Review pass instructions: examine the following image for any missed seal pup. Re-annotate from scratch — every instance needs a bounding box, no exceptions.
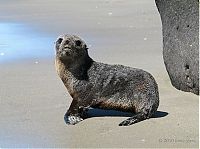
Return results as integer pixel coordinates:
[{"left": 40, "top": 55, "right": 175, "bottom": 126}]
[{"left": 55, "top": 34, "right": 159, "bottom": 126}]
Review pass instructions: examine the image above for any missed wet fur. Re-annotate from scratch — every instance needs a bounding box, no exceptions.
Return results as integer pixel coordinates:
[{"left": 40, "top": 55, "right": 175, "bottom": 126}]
[{"left": 55, "top": 35, "right": 159, "bottom": 126}]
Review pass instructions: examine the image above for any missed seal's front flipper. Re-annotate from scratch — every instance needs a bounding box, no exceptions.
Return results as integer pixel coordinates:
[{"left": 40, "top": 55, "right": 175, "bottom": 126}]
[
  {"left": 64, "top": 99, "right": 91, "bottom": 125},
  {"left": 119, "top": 113, "right": 146, "bottom": 126},
  {"left": 78, "top": 106, "right": 90, "bottom": 119},
  {"left": 64, "top": 114, "right": 83, "bottom": 125}
]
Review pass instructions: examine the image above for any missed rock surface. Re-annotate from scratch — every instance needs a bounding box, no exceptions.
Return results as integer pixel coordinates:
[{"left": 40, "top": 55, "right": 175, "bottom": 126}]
[{"left": 155, "top": 0, "right": 199, "bottom": 95}]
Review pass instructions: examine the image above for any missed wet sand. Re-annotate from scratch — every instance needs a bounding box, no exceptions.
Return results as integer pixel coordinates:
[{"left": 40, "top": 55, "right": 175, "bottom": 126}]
[{"left": 0, "top": 0, "right": 198, "bottom": 148}]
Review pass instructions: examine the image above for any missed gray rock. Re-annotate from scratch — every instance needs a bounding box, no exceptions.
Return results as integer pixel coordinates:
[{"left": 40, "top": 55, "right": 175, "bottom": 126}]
[{"left": 155, "top": 0, "right": 199, "bottom": 95}]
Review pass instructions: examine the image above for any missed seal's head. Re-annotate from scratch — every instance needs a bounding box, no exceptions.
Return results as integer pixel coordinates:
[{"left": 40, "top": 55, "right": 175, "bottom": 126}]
[{"left": 55, "top": 34, "right": 88, "bottom": 61}]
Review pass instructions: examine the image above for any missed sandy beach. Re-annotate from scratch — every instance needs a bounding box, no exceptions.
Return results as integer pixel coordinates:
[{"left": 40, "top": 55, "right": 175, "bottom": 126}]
[{"left": 0, "top": 0, "right": 198, "bottom": 148}]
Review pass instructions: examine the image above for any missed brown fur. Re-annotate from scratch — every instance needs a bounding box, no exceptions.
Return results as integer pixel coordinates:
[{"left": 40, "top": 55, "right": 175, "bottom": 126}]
[{"left": 55, "top": 34, "right": 159, "bottom": 126}]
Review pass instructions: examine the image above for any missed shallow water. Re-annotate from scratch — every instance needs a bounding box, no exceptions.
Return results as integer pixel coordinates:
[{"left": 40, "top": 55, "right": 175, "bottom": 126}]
[{"left": 0, "top": 23, "right": 54, "bottom": 63}]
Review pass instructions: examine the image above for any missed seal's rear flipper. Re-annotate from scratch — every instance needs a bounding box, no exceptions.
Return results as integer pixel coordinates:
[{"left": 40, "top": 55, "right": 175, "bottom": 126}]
[{"left": 119, "top": 113, "right": 147, "bottom": 126}]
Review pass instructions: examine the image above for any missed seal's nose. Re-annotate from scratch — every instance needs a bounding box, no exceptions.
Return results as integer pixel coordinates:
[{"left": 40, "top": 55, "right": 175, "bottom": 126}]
[
  {"left": 63, "top": 40, "right": 70, "bottom": 47},
  {"left": 65, "top": 40, "right": 70, "bottom": 45}
]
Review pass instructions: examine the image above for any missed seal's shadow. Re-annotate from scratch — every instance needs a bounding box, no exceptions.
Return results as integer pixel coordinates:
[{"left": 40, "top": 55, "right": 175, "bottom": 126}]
[
  {"left": 86, "top": 108, "right": 168, "bottom": 118},
  {"left": 152, "top": 111, "right": 169, "bottom": 118}
]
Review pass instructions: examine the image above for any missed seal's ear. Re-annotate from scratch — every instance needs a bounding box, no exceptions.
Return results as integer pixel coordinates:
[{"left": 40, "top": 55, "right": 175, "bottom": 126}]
[{"left": 84, "top": 45, "right": 88, "bottom": 51}]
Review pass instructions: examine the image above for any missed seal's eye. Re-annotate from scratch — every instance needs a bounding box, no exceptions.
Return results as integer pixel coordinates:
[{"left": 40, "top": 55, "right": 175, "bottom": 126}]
[
  {"left": 57, "top": 38, "right": 63, "bottom": 44},
  {"left": 75, "top": 40, "right": 82, "bottom": 47}
]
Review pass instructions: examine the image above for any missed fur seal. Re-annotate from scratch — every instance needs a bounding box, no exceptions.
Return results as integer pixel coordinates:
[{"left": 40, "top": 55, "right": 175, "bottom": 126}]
[{"left": 55, "top": 34, "right": 159, "bottom": 126}]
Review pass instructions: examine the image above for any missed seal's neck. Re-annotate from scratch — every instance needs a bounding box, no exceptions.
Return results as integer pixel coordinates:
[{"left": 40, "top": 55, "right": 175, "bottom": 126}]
[{"left": 59, "top": 55, "right": 93, "bottom": 80}]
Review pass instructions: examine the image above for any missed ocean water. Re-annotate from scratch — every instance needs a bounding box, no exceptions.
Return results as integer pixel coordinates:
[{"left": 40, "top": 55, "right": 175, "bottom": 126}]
[{"left": 0, "top": 23, "right": 54, "bottom": 63}]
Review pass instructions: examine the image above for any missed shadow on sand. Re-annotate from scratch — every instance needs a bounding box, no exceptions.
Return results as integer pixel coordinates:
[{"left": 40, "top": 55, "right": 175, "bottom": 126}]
[{"left": 86, "top": 108, "right": 168, "bottom": 119}]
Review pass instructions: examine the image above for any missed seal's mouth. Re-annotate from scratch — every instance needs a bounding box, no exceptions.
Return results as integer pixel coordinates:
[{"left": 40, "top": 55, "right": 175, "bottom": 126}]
[
  {"left": 59, "top": 46, "right": 73, "bottom": 57},
  {"left": 61, "top": 47, "right": 72, "bottom": 56}
]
